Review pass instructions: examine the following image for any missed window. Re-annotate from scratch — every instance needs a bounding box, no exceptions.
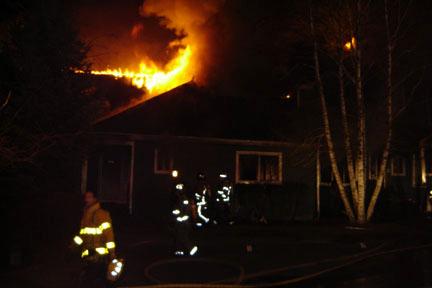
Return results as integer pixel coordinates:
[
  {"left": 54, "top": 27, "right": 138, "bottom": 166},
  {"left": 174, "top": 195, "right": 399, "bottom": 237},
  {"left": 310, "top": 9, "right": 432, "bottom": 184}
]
[
  {"left": 320, "top": 169, "right": 349, "bottom": 186},
  {"left": 238, "top": 154, "right": 259, "bottom": 182},
  {"left": 236, "top": 151, "right": 282, "bottom": 184},
  {"left": 368, "top": 156, "right": 378, "bottom": 180},
  {"left": 341, "top": 165, "right": 350, "bottom": 186},
  {"left": 154, "top": 148, "right": 173, "bottom": 174},
  {"left": 425, "top": 147, "right": 432, "bottom": 175},
  {"left": 85, "top": 144, "right": 133, "bottom": 206},
  {"left": 260, "top": 155, "right": 280, "bottom": 182},
  {"left": 320, "top": 168, "right": 333, "bottom": 186},
  {"left": 391, "top": 155, "right": 406, "bottom": 176},
  {"left": 420, "top": 145, "right": 431, "bottom": 185},
  {"left": 319, "top": 156, "right": 350, "bottom": 186},
  {"left": 319, "top": 154, "right": 333, "bottom": 186}
]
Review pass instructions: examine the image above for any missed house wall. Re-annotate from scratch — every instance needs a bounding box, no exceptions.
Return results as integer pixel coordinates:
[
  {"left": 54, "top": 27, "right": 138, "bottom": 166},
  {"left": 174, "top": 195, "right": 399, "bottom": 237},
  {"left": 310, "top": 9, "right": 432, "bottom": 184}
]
[
  {"left": 319, "top": 152, "right": 423, "bottom": 219},
  {"left": 87, "top": 134, "right": 317, "bottom": 224},
  {"left": 132, "top": 139, "right": 316, "bottom": 223}
]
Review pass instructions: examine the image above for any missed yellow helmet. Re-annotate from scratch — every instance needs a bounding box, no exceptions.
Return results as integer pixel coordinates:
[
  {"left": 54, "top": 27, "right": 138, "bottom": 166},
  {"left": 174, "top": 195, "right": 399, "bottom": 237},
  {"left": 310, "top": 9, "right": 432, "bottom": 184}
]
[{"left": 106, "top": 258, "right": 124, "bottom": 282}]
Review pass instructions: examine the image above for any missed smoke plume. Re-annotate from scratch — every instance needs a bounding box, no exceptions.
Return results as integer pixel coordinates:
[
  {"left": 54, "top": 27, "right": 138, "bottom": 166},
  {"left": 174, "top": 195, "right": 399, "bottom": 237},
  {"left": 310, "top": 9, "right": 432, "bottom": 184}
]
[{"left": 139, "top": 0, "right": 224, "bottom": 85}]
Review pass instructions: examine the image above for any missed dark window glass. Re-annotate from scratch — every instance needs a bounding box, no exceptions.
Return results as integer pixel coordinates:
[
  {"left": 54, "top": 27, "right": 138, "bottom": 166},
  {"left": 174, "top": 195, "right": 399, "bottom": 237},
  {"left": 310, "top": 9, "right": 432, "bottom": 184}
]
[
  {"left": 369, "top": 158, "right": 378, "bottom": 179},
  {"left": 392, "top": 156, "right": 405, "bottom": 175},
  {"left": 239, "top": 154, "right": 259, "bottom": 181},
  {"left": 155, "top": 148, "right": 173, "bottom": 173},
  {"left": 320, "top": 168, "right": 332, "bottom": 183}
]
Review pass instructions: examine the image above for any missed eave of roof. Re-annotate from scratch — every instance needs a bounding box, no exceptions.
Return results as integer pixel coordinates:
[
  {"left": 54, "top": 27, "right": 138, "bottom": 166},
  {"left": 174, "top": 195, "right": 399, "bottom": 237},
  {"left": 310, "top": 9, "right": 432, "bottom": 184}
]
[{"left": 89, "top": 132, "right": 314, "bottom": 148}]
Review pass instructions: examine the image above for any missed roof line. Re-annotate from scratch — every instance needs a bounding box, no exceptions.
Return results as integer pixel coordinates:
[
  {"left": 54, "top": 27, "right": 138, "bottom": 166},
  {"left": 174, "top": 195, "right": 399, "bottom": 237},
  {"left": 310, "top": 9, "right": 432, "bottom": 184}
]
[
  {"left": 93, "top": 97, "right": 147, "bottom": 124},
  {"left": 92, "top": 81, "right": 195, "bottom": 125},
  {"left": 90, "top": 132, "right": 312, "bottom": 148}
]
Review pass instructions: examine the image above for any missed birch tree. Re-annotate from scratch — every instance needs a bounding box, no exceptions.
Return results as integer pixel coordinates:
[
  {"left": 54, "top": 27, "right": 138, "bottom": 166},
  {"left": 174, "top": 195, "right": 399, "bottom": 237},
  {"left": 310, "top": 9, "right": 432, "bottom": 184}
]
[{"left": 309, "top": 0, "right": 414, "bottom": 224}]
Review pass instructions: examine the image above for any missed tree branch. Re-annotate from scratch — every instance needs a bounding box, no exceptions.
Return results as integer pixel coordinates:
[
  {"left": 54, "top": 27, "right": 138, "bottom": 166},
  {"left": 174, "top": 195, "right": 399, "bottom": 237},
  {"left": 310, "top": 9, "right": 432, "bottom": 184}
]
[{"left": 0, "top": 91, "right": 11, "bottom": 112}]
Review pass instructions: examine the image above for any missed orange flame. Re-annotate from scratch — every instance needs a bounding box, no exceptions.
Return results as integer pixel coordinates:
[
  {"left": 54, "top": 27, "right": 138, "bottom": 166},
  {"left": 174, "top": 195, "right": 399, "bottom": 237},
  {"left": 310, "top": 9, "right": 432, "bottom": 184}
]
[
  {"left": 78, "top": 45, "right": 193, "bottom": 96},
  {"left": 77, "top": 0, "right": 222, "bottom": 100},
  {"left": 343, "top": 37, "right": 356, "bottom": 52}
]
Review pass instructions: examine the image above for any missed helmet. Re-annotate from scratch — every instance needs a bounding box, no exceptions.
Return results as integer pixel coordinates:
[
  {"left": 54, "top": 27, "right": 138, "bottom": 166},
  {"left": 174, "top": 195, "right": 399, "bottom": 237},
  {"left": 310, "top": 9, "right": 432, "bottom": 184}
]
[{"left": 106, "top": 258, "right": 124, "bottom": 282}]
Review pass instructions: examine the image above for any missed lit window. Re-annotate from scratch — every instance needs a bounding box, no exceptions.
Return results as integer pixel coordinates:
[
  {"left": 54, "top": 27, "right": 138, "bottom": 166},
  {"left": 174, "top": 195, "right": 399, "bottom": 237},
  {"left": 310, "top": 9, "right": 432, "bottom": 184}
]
[
  {"left": 391, "top": 155, "right": 406, "bottom": 176},
  {"left": 236, "top": 151, "right": 282, "bottom": 184},
  {"left": 154, "top": 148, "right": 173, "bottom": 174},
  {"left": 260, "top": 155, "right": 281, "bottom": 182}
]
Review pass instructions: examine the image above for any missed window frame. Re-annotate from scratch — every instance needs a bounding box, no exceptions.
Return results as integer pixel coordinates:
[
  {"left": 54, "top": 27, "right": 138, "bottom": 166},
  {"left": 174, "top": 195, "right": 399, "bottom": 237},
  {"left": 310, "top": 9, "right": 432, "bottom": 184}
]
[
  {"left": 318, "top": 154, "right": 333, "bottom": 186},
  {"left": 368, "top": 156, "right": 378, "bottom": 180},
  {"left": 318, "top": 156, "right": 350, "bottom": 187},
  {"left": 341, "top": 166, "right": 350, "bottom": 187},
  {"left": 153, "top": 148, "right": 174, "bottom": 175},
  {"left": 235, "top": 151, "right": 283, "bottom": 184},
  {"left": 425, "top": 147, "right": 432, "bottom": 176},
  {"left": 391, "top": 155, "right": 406, "bottom": 176},
  {"left": 319, "top": 168, "right": 350, "bottom": 187}
]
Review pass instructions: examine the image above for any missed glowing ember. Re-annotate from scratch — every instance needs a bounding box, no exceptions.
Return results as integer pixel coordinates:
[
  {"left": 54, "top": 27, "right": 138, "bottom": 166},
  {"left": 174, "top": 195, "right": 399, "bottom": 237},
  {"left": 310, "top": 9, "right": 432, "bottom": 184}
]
[{"left": 77, "top": 45, "right": 193, "bottom": 96}]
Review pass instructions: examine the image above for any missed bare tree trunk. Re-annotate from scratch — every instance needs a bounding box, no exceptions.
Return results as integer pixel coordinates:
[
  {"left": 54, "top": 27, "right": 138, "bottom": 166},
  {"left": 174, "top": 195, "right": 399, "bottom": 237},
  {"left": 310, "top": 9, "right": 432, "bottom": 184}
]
[
  {"left": 352, "top": 0, "right": 367, "bottom": 224},
  {"left": 310, "top": 4, "right": 355, "bottom": 222},
  {"left": 338, "top": 57, "right": 359, "bottom": 210},
  {"left": 366, "top": 0, "right": 393, "bottom": 221},
  {"left": 420, "top": 142, "right": 426, "bottom": 185}
]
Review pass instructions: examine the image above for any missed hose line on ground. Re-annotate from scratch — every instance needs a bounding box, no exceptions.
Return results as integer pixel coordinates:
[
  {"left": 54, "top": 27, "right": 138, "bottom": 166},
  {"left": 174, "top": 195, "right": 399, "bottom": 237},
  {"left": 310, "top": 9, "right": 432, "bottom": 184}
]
[
  {"left": 144, "top": 257, "right": 245, "bottom": 285},
  {"left": 122, "top": 242, "right": 432, "bottom": 288},
  {"left": 212, "top": 242, "right": 386, "bottom": 284}
]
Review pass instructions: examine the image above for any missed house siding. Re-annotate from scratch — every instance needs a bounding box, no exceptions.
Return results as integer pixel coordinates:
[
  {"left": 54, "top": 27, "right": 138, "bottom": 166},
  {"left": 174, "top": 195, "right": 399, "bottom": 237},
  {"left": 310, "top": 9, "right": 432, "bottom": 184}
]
[{"left": 86, "top": 133, "right": 317, "bottom": 223}]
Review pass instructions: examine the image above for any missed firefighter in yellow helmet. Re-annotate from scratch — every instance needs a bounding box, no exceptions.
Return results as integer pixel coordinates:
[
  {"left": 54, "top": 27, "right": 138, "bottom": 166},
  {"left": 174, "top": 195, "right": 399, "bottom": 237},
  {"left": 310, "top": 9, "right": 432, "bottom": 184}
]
[{"left": 72, "top": 191, "right": 117, "bottom": 288}]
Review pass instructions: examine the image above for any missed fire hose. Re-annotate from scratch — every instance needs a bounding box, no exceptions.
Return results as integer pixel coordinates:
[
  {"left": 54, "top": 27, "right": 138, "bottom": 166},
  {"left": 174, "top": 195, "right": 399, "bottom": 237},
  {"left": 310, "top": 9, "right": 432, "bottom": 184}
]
[
  {"left": 144, "top": 258, "right": 245, "bottom": 285},
  {"left": 120, "top": 241, "right": 432, "bottom": 288}
]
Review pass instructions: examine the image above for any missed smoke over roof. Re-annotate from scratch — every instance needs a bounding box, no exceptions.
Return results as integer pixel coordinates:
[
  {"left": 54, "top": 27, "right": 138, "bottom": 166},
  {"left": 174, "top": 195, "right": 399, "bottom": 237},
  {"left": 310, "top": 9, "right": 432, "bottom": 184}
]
[{"left": 76, "top": 0, "right": 223, "bottom": 86}]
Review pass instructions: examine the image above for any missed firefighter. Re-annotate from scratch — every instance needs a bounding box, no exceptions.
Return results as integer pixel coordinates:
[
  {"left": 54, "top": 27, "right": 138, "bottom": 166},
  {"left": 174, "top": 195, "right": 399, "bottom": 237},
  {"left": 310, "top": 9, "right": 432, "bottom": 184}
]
[
  {"left": 171, "top": 170, "right": 198, "bottom": 256},
  {"left": 214, "top": 174, "right": 233, "bottom": 224},
  {"left": 72, "top": 191, "right": 117, "bottom": 288},
  {"left": 194, "top": 172, "right": 211, "bottom": 227}
]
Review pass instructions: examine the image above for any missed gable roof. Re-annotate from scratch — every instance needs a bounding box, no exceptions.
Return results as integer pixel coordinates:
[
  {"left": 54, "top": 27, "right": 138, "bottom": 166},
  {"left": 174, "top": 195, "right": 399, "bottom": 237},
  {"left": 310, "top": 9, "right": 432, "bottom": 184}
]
[{"left": 93, "top": 82, "right": 316, "bottom": 143}]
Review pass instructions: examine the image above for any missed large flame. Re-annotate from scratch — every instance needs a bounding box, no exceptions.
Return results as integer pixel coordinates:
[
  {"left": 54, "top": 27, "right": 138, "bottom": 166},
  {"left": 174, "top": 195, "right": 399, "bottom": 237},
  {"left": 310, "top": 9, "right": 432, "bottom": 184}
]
[
  {"left": 78, "top": 45, "right": 193, "bottom": 96},
  {"left": 77, "top": 0, "right": 222, "bottom": 102}
]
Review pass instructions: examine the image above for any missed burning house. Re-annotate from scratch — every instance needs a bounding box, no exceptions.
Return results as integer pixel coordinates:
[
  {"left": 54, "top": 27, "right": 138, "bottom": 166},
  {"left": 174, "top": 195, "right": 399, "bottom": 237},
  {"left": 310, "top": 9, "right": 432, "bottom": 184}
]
[
  {"left": 74, "top": 0, "right": 432, "bottom": 224},
  {"left": 73, "top": 0, "right": 322, "bottom": 224},
  {"left": 81, "top": 82, "right": 319, "bottom": 224}
]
